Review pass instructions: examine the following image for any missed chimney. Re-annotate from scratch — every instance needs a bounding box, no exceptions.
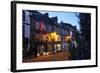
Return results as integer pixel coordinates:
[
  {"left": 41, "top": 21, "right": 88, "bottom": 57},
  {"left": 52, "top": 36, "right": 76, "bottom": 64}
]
[{"left": 52, "top": 16, "right": 58, "bottom": 23}]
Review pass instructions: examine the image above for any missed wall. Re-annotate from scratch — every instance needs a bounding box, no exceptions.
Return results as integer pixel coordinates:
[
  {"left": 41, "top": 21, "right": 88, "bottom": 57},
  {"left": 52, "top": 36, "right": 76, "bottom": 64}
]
[{"left": 0, "top": 0, "right": 99, "bottom": 73}]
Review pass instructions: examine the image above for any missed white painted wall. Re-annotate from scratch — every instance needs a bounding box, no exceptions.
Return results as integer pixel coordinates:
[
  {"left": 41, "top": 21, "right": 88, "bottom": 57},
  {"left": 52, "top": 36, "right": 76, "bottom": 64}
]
[
  {"left": 24, "top": 11, "right": 30, "bottom": 24},
  {"left": 0, "top": 0, "right": 99, "bottom": 73}
]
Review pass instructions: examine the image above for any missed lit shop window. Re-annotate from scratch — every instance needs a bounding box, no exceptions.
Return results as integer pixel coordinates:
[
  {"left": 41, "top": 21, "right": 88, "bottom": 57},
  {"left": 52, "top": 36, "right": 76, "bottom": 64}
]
[{"left": 56, "top": 35, "right": 61, "bottom": 41}]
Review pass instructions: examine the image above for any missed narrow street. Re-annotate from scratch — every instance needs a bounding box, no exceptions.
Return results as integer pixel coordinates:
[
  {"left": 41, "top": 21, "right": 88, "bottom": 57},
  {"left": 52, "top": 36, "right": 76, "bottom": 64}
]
[{"left": 23, "top": 51, "right": 70, "bottom": 63}]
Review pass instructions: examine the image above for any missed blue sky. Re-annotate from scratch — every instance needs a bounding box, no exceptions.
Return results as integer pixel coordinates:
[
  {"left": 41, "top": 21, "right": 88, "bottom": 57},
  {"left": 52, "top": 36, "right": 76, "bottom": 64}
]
[{"left": 39, "top": 11, "right": 80, "bottom": 31}]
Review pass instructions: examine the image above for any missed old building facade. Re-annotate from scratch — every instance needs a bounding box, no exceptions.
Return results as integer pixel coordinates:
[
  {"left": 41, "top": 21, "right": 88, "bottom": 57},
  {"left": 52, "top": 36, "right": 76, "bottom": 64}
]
[{"left": 22, "top": 10, "right": 79, "bottom": 58}]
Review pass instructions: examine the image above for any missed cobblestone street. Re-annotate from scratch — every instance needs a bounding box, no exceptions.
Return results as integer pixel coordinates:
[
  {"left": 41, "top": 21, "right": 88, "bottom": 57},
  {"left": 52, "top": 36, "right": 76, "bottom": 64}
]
[{"left": 23, "top": 51, "right": 70, "bottom": 63}]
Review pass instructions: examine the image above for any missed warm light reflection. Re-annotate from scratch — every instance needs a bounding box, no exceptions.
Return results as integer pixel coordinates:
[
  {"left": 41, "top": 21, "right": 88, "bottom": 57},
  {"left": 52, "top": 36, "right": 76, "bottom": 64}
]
[
  {"left": 66, "top": 36, "right": 71, "bottom": 41},
  {"left": 50, "top": 32, "right": 57, "bottom": 42}
]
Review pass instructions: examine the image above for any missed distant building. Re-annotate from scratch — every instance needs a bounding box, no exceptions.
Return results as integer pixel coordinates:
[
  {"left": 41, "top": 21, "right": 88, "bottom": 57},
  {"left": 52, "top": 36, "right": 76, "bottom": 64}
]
[{"left": 60, "top": 22, "right": 79, "bottom": 40}]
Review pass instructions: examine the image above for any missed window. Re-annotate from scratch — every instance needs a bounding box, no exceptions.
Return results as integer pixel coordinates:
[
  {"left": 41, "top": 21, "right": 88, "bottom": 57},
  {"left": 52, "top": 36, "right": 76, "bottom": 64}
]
[{"left": 35, "top": 21, "right": 39, "bottom": 30}]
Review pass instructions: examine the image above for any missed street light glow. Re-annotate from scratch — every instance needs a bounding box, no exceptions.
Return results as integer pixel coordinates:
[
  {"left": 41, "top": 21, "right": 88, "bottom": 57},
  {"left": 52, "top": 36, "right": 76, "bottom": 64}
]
[{"left": 50, "top": 32, "right": 57, "bottom": 42}]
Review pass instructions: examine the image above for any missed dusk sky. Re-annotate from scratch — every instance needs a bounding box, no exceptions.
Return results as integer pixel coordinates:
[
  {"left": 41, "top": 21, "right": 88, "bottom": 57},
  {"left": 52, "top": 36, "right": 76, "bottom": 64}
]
[{"left": 39, "top": 11, "right": 80, "bottom": 31}]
